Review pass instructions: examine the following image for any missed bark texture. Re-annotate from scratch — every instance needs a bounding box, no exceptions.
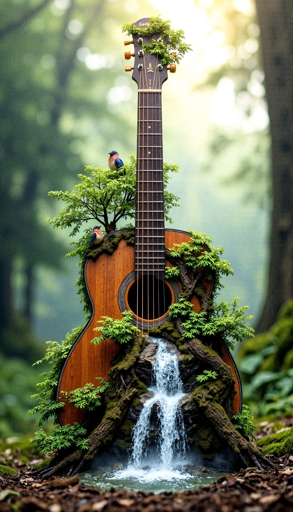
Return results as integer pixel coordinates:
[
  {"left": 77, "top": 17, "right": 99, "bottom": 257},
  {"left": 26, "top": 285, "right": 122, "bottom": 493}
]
[{"left": 256, "top": 0, "right": 293, "bottom": 332}]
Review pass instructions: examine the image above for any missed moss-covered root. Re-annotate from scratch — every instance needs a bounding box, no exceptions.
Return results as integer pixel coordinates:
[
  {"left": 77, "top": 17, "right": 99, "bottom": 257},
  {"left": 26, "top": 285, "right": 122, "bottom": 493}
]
[
  {"left": 201, "top": 398, "right": 273, "bottom": 470},
  {"left": 187, "top": 339, "right": 236, "bottom": 417},
  {"left": 35, "top": 388, "right": 136, "bottom": 479},
  {"left": 187, "top": 339, "right": 274, "bottom": 470}
]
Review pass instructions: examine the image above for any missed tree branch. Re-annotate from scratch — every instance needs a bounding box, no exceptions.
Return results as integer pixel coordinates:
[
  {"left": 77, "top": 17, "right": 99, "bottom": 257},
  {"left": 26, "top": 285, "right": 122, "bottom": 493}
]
[{"left": 0, "top": 0, "right": 51, "bottom": 39}]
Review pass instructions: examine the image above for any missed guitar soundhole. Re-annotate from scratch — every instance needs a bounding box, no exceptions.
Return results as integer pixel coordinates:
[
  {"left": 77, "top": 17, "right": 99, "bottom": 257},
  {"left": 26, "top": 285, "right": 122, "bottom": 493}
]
[{"left": 127, "top": 276, "right": 172, "bottom": 320}]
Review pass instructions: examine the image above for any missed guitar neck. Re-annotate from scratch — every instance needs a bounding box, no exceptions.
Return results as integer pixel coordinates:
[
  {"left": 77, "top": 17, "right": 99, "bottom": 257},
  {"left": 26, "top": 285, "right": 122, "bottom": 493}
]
[{"left": 135, "top": 90, "right": 165, "bottom": 279}]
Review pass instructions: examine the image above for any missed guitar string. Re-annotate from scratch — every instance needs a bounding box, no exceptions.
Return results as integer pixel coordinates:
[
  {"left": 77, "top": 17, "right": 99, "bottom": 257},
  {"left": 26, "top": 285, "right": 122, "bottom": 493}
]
[
  {"left": 149, "top": 85, "right": 152, "bottom": 326},
  {"left": 144, "top": 79, "right": 149, "bottom": 329},
  {"left": 158, "top": 86, "right": 165, "bottom": 320},
  {"left": 137, "top": 73, "right": 143, "bottom": 329},
  {"left": 136, "top": 74, "right": 139, "bottom": 329},
  {"left": 136, "top": 62, "right": 166, "bottom": 330},
  {"left": 153, "top": 86, "right": 158, "bottom": 323},
  {"left": 139, "top": 69, "right": 145, "bottom": 330}
]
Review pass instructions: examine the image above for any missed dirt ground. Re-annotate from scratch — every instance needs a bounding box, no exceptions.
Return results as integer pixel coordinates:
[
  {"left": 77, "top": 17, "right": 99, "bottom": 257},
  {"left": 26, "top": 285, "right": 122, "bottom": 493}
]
[
  {"left": 1, "top": 457, "right": 293, "bottom": 512},
  {"left": 1, "top": 420, "right": 293, "bottom": 511}
]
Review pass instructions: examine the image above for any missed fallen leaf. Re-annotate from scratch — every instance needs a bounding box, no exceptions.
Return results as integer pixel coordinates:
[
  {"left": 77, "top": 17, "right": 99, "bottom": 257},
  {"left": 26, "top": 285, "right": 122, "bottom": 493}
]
[
  {"left": 0, "top": 489, "right": 20, "bottom": 501},
  {"left": 49, "top": 504, "right": 62, "bottom": 512},
  {"left": 250, "top": 492, "right": 262, "bottom": 500},
  {"left": 118, "top": 498, "right": 135, "bottom": 506},
  {"left": 281, "top": 468, "right": 293, "bottom": 475},
  {"left": 259, "top": 494, "right": 281, "bottom": 505},
  {"left": 92, "top": 500, "right": 108, "bottom": 511}
]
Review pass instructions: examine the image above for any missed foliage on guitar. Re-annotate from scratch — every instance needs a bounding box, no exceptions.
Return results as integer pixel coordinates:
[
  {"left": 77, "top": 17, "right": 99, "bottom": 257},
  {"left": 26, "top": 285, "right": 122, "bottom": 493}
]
[
  {"left": 28, "top": 17, "right": 267, "bottom": 475},
  {"left": 122, "top": 16, "right": 192, "bottom": 66}
]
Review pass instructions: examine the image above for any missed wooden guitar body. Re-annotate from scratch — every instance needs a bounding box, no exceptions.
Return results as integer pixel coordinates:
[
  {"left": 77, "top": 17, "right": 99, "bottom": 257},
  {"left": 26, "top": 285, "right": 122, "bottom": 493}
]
[
  {"left": 57, "top": 17, "right": 242, "bottom": 427},
  {"left": 57, "top": 228, "right": 242, "bottom": 426}
]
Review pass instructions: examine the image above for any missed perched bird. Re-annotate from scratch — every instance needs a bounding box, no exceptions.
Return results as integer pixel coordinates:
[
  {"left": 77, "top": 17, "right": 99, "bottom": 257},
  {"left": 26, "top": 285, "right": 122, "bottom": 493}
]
[
  {"left": 108, "top": 150, "right": 124, "bottom": 171},
  {"left": 89, "top": 226, "right": 104, "bottom": 249}
]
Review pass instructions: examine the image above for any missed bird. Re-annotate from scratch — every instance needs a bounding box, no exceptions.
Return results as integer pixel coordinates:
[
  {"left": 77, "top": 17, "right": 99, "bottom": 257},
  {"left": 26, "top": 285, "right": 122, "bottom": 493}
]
[
  {"left": 89, "top": 226, "right": 104, "bottom": 249},
  {"left": 108, "top": 150, "right": 124, "bottom": 171}
]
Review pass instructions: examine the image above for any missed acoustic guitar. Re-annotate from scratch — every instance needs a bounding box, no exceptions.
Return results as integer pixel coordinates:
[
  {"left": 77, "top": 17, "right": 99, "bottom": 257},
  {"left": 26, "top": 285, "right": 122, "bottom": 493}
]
[{"left": 57, "top": 18, "right": 242, "bottom": 426}]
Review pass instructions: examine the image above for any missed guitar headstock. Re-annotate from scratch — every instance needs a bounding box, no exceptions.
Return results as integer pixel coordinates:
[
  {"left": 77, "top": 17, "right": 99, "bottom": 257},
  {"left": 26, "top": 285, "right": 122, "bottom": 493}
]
[{"left": 124, "top": 17, "right": 176, "bottom": 90}]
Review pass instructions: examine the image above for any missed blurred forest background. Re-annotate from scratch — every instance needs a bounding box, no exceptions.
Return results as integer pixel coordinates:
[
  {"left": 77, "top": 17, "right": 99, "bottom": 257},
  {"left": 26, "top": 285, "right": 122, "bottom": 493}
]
[{"left": 0, "top": 0, "right": 292, "bottom": 436}]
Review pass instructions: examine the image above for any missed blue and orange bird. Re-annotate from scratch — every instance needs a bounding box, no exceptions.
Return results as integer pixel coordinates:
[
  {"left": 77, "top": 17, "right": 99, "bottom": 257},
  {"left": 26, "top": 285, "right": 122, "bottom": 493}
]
[
  {"left": 89, "top": 226, "right": 104, "bottom": 249},
  {"left": 108, "top": 150, "right": 124, "bottom": 171}
]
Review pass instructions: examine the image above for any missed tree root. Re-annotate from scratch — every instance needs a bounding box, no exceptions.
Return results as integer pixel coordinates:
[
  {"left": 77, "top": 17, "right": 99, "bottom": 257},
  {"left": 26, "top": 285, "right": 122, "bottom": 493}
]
[
  {"left": 35, "top": 388, "right": 136, "bottom": 479},
  {"left": 186, "top": 338, "right": 274, "bottom": 470}
]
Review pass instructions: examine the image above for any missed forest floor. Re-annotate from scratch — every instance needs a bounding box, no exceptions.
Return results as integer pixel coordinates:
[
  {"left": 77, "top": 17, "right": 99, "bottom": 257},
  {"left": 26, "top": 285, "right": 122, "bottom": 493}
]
[{"left": 1, "top": 419, "right": 293, "bottom": 512}]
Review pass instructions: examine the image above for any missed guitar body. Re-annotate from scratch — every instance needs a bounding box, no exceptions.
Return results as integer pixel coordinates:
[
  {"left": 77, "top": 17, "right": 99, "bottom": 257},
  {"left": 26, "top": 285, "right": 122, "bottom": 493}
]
[{"left": 57, "top": 228, "right": 242, "bottom": 426}]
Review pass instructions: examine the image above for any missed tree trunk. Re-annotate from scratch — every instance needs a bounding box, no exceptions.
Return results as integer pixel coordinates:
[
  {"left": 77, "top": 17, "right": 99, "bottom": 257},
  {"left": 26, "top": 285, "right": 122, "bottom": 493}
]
[
  {"left": 0, "top": 257, "right": 12, "bottom": 332},
  {"left": 23, "top": 262, "right": 35, "bottom": 323},
  {"left": 255, "top": 0, "right": 293, "bottom": 332}
]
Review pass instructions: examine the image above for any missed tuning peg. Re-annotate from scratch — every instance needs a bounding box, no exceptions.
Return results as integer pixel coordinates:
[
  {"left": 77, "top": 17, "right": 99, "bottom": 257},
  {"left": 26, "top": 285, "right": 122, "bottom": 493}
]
[
  {"left": 124, "top": 51, "right": 135, "bottom": 60},
  {"left": 167, "top": 64, "right": 177, "bottom": 73},
  {"left": 124, "top": 40, "right": 133, "bottom": 46},
  {"left": 125, "top": 66, "right": 133, "bottom": 72}
]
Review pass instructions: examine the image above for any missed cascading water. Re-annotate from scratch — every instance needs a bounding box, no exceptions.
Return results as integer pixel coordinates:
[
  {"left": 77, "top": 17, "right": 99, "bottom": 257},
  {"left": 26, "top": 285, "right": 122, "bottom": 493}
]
[
  {"left": 131, "top": 338, "right": 187, "bottom": 470},
  {"left": 79, "top": 337, "right": 225, "bottom": 492},
  {"left": 107, "top": 337, "right": 198, "bottom": 489}
]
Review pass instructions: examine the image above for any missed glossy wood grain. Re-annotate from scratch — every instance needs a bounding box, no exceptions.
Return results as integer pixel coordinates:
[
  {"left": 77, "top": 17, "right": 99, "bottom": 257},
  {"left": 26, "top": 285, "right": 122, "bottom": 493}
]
[{"left": 57, "top": 229, "right": 241, "bottom": 425}]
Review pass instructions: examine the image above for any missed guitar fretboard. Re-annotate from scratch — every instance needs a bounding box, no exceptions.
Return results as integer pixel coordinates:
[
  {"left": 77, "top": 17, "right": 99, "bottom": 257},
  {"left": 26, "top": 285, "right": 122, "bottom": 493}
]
[{"left": 135, "top": 91, "right": 165, "bottom": 279}]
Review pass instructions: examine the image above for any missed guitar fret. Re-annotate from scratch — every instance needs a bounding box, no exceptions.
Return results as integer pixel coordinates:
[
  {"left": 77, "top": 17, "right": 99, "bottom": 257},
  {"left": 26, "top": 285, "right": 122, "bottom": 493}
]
[
  {"left": 136, "top": 262, "right": 165, "bottom": 264},
  {"left": 136, "top": 79, "right": 165, "bottom": 274},
  {"left": 136, "top": 257, "right": 165, "bottom": 260}
]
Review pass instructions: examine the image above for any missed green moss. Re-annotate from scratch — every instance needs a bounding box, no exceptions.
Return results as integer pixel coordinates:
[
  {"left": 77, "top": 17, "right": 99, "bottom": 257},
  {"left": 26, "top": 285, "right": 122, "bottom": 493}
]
[
  {"left": 191, "top": 426, "right": 222, "bottom": 459},
  {"left": 30, "top": 457, "right": 53, "bottom": 470},
  {"left": 257, "top": 426, "right": 293, "bottom": 455},
  {"left": 88, "top": 231, "right": 134, "bottom": 260},
  {"left": 117, "top": 418, "right": 135, "bottom": 449},
  {"left": 0, "top": 435, "right": 43, "bottom": 462},
  {"left": 131, "top": 397, "right": 141, "bottom": 408},
  {"left": 115, "top": 438, "right": 132, "bottom": 450},
  {"left": 0, "top": 464, "right": 18, "bottom": 477},
  {"left": 120, "top": 419, "right": 135, "bottom": 436},
  {"left": 109, "top": 332, "right": 146, "bottom": 380},
  {"left": 19, "top": 455, "right": 29, "bottom": 464},
  {"left": 149, "top": 321, "right": 183, "bottom": 349},
  {"left": 134, "top": 379, "right": 147, "bottom": 395}
]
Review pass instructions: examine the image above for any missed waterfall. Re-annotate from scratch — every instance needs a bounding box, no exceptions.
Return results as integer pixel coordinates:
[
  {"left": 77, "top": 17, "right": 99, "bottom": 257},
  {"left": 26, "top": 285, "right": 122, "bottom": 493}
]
[{"left": 130, "top": 338, "right": 187, "bottom": 470}]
